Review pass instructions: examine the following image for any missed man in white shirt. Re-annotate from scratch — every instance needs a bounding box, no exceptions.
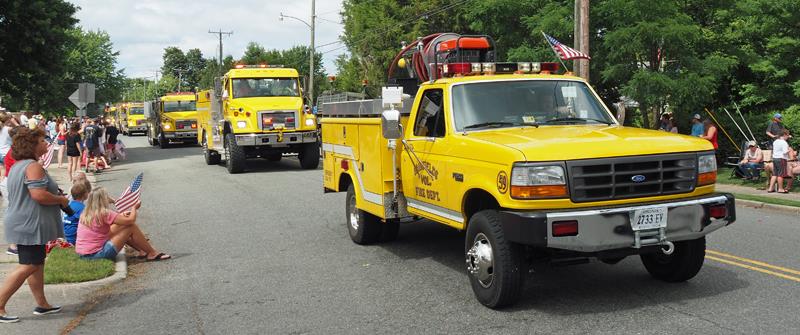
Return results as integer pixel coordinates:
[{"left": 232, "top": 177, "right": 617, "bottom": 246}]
[
  {"left": 737, "top": 141, "right": 763, "bottom": 180},
  {"left": 768, "top": 130, "right": 791, "bottom": 193}
]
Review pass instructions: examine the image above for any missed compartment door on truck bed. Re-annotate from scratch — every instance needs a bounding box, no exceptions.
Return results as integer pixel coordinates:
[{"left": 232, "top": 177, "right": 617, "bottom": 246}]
[{"left": 400, "top": 88, "right": 459, "bottom": 223}]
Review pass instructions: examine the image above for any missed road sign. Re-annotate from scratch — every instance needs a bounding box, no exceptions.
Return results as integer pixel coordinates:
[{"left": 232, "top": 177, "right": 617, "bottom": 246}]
[
  {"left": 68, "top": 88, "right": 86, "bottom": 110},
  {"left": 68, "top": 83, "right": 96, "bottom": 116}
]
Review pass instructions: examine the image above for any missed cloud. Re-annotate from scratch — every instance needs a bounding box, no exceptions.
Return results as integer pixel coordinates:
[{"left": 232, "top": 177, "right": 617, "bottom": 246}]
[{"left": 68, "top": 0, "right": 347, "bottom": 78}]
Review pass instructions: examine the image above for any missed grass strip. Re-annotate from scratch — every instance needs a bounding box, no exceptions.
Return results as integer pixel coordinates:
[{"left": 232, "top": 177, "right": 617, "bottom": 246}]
[
  {"left": 732, "top": 193, "right": 800, "bottom": 208},
  {"left": 44, "top": 247, "right": 114, "bottom": 284}
]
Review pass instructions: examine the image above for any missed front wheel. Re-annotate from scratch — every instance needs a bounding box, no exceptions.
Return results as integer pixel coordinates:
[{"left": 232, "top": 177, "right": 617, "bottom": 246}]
[
  {"left": 345, "top": 184, "right": 381, "bottom": 245},
  {"left": 465, "top": 210, "right": 526, "bottom": 309},
  {"left": 224, "top": 133, "right": 246, "bottom": 173},
  {"left": 640, "top": 237, "right": 706, "bottom": 282},
  {"left": 298, "top": 143, "right": 320, "bottom": 169},
  {"left": 158, "top": 133, "right": 169, "bottom": 149}
]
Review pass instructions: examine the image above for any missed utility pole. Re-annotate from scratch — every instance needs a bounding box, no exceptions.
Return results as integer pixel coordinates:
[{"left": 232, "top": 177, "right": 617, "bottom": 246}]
[
  {"left": 309, "top": 0, "right": 316, "bottom": 107},
  {"left": 209, "top": 29, "right": 233, "bottom": 76},
  {"left": 574, "top": 0, "right": 590, "bottom": 81}
]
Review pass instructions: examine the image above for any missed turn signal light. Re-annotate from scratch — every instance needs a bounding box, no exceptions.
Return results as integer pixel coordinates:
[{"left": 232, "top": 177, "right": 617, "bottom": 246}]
[
  {"left": 191, "top": 123, "right": 197, "bottom": 129},
  {"left": 552, "top": 220, "right": 578, "bottom": 237},
  {"left": 510, "top": 185, "right": 568, "bottom": 199},
  {"left": 698, "top": 171, "right": 716, "bottom": 186},
  {"left": 708, "top": 204, "right": 727, "bottom": 219}
]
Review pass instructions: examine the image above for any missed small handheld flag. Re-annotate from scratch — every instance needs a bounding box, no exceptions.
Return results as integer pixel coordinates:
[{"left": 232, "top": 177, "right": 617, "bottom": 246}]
[
  {"left": 115, "top": 173, "right": 143, "bottom": 212},
  {"left": 40, "top": 142, "right": 55, "bottom": 169},
  {"left": 542, "top": 32, "right": 591, "bottom": 60}
]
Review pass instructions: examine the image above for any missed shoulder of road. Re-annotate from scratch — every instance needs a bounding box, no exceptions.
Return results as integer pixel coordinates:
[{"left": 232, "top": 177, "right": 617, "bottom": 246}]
[{"left": 715, "top": 183, "right": 800, "bottom": 215}]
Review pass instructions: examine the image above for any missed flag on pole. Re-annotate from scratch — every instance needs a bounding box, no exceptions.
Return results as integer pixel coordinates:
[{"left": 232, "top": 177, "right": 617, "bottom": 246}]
[
  {"left": 39, "top": 142, "right": 56, "bottom": 169},
  {"left": 115, "top": 173, "right": 143, "bottom": 212},
  {"left": 543, "top": 33, "right": 591, "bottom": 60}
]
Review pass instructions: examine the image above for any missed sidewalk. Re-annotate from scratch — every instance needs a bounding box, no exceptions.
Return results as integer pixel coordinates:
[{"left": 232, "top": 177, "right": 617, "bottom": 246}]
[
  {"left": 1, "top": 164, "right": 125, "bottom": 334},
  {"left": 716, "top": 183, "right": 800, "bottom": 214}
]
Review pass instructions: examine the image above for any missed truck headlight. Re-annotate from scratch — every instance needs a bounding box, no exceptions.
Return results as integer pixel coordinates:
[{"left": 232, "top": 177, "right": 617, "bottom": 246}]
[
  {"left": 305, "top": 118, "right": 315, "bottom": 126},
  {"left": 697, "top": 153, "right": 717, "bottom": 186},
  {"left": 510, "top": 163, "right": 568, "bottom": 199},
  {"left": 237, "top": 121, "right": 247, "bottom": 129},
  {"left": 163, "top": 124, "right": 171, "bottom": 130}
]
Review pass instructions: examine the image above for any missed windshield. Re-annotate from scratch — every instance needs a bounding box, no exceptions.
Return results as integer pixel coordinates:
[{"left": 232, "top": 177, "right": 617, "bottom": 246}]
[
  {"left": 163, "top": 100, "right": 196, "bottom": 112},
  {"left": 232, "top": 78, "right": 300, "bottom": 98},
  {"left": 451, "top": 80, "right": 614, "bottom": 131},
  {"left": 128, "top": 107, "right": 144, "bottom": 115}
]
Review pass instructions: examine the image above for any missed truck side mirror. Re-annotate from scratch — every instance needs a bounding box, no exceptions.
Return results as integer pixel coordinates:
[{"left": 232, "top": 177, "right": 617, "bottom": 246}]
[{"left": 381, "top": 109, "right": 402, "bottom": 139}]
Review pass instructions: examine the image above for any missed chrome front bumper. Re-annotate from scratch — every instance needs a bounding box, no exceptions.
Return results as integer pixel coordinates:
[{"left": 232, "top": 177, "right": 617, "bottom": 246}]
[
  {"left": 128, "top": 125, "right": 147, "bottom": 132},
  {"left": 498, "top": 193, "right": 735, "bottom": 252},
  {"left": 163, "top": 131, "right": 197, "bottom": 139},
  {"left": 234, "top": 131, "right": 318, "bottom": 147}
]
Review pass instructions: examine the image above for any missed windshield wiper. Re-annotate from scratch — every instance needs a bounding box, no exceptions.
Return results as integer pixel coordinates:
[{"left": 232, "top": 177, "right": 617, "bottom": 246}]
[
  {"left": 544, "top": 117, "right": 612, "bottom": 125},
  {"left": 463, "top": 121, "right": 518, "bottom": 130}
]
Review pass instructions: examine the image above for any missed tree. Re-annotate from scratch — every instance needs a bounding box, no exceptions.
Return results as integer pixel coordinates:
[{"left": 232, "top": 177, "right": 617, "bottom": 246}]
[
  {"left": 63, "top": 28, "right": 126, "bottom": 115},
  {"left": 0, "top": 0, "right": 78, "bottom": 112},
  {"left": 161, "top": 46, "right": 187, "bottom": 91},
  {"left": 184, "top": 48, "right": 207, "bottom": 91}
]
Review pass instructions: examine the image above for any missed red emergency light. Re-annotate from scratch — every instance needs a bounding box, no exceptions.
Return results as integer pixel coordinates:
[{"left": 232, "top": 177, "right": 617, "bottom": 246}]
[{"left": 437, "top": 37, "right": 491, "bottom": 52}]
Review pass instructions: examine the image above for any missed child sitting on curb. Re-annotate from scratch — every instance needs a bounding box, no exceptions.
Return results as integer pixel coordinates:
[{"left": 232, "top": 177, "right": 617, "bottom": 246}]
[{"left": 62, "top": 182, "right": 90, "bottom": 245}]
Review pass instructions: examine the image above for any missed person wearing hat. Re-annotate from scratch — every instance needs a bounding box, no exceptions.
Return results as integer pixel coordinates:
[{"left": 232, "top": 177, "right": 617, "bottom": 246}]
[
  {"left": 766, "top": 113, "right": 785, "bottom": 140},
  {"left": 690, "top": 113, "right": 704, "bottom": 137},
  {"left": 737, "top": 140, "right": 763, "bottom": 180}
]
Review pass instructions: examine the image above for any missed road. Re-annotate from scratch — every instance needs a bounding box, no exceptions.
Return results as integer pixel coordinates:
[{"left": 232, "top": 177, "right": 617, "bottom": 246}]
[{"left": 70, "top": 135, "right": 799, "bottom": 334}]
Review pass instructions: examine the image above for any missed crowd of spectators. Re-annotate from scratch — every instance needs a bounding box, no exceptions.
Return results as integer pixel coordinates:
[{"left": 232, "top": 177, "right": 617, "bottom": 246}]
[{"left": 0, "top": 111, "right": 167, "bottom": 324}]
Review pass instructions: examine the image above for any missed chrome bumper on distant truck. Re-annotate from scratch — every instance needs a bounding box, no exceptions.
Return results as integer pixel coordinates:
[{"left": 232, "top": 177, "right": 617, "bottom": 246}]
[
  {"left": 163, "top": 131, "right": 197, "bottom": 139},
  {"left": 234, "top": 131, "right": 318, "bottom": 147},
  {"left": 127, "top": 125, "right": 147, "bottom": 132},
  {"left": 498, "top": 193, "right": 735, "bottom": 252}
]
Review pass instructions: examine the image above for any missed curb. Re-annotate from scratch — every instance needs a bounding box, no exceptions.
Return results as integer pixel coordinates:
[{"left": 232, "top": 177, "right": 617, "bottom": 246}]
[
  {"left": 49, "top": 250, "right": 127, "bottom": 289},
  {"left": 734, "top": 199, "right": 800, "bottom": 215}
]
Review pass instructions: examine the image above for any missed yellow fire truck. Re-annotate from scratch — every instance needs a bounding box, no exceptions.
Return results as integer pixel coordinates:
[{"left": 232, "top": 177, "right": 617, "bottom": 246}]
[
  {"left": 146, "top": 92, "right": 198, "bottom": 148},
  {"left": 120, "top": 102, "right": 147, "bottom": 135},
  {"left": 196, "top": 65, "right": 319, "bottom": 173},
  {"left": 321, "top": 34, "right": 736, "bottom": 308}
]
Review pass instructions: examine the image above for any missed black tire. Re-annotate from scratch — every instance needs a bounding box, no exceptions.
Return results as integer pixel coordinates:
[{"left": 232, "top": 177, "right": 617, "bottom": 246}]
[
  {"left": 345, "top": 184, "right": 381, "bottom": 245},
  {"left": 640, "top": 237, "right": 706, "bottom": 282},
  {"left": 298, "top": 143, "right": 320, "bottom": 169},
  {"left": 148, "top": 133, "right": 158, "bottom": 146},
  {"left": 224, "top": 133, "right": 246, "bottom": 173},
  {"left": 203, "top": 138, "right": 220, "bottom": 165},
  {"left": 158, "top": 133, "right": 169, "bottom": 149},
  {"left": 265, "top": 152, "right": 282, "bottom": 162},
  {"left": 465, "top": 210, "right": 526, "bottom": 309},
  {"left": 378, "top": 220, "right": 400, "bottom": 242}
]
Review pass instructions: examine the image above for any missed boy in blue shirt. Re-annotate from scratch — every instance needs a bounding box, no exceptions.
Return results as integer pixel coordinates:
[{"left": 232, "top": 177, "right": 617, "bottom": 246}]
[
  {"left": 63, "top": 181, "right": 90, "bottom": 245},
  {"left": 690, "top": 114, "right": 705, "bottom": 137}
]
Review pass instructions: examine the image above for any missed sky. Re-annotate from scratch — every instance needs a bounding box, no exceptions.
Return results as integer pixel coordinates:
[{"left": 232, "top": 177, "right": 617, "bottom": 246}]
[{"left": 68, "top": 0, "right": 348, "bottom": 79}]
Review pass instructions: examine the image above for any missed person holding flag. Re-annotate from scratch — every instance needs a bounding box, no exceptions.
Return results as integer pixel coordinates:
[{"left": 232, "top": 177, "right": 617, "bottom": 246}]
[{"left": 76, "top": 174, "right": 170, "bottom": 262}]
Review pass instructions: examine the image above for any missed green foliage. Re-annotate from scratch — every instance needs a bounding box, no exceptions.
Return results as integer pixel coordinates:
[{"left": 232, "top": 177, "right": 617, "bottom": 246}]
[
  {"left": 63, "top": 28, "right": 126, "bottom": 115},
  {"left": 44, "top": 247, "right": 115, "bottom": 284},
  {"left": 0, "top": 0, "right": 78, "bottom": 112}
]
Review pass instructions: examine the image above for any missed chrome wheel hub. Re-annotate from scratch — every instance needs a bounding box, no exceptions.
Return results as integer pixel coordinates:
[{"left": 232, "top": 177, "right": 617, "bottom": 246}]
[
  {"left": 348, "top": 194, "right": 359, "bottom": 231},
  {"left": 466, "top": 233, "right": 494, "bottom": 288}
]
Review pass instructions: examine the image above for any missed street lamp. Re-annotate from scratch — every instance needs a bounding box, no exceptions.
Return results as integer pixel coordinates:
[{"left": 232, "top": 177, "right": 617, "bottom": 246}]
[{"left": 279, "top": 0, "right": 315, "bottom": 106}]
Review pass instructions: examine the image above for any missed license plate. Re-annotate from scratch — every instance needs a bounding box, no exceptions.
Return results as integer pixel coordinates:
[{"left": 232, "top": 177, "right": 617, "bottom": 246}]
[
  {"left": 629, "top": 207, "right": 668, "bottom": 231},
  {"left": 273, "top": 123, "right": 285, "bottom": 129}
]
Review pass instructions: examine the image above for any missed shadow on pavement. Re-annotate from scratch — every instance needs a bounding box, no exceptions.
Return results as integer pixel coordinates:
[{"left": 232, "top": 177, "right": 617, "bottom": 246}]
[{"left": 379, "top": 220, "right": 749, "bottom": 314}]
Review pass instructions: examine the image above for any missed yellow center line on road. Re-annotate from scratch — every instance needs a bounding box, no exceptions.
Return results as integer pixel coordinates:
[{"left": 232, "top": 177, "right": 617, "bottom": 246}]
[
  {"left": 706, "top": 250, "right": 800, "bottom": 276},
  {"left": 705, "top": 255, "right": 800, "bottom": 283}
]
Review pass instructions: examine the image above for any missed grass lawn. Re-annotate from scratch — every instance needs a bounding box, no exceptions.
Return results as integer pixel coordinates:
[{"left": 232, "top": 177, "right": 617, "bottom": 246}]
[
  {"left": 44, "top": 247, "right": 115, "bottom": 284},
  {"left": 732, "top": 193, "right": 800, "bottom": 208}
]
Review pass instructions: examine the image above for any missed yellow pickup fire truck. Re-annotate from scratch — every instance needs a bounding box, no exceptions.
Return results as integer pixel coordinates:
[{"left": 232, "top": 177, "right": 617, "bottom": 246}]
[
  {"left": 321, "top": 34, "right": 735, "bottom": 308},
  {"left": 120, "top": 102, "right": 147, "bottom": 135},
  {"left": 196, "top": 65, "right": 319, "bottom": 173},
  {"left": 146, "top": 92, "right": 198, "bottom": 148}
]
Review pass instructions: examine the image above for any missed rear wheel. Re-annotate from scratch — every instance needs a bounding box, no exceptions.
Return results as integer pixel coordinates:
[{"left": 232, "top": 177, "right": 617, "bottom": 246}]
[
  {"left": 465, "top": 210, "right": 526, "bottom": 309},
  {"left": 345, "top": 184, "right": 381, "bottom": 245},
  {"left": 640, "top": 237, "right": 706, "bottom": 282},
  {"left": 298, "top": 143, "right": 320, "bottom": 169},
  {"left": 224, "top": 133, "right": 246, "bottom": 174},
  {"left": 203, "top": 137, "right": 220, "bottom": 165}
]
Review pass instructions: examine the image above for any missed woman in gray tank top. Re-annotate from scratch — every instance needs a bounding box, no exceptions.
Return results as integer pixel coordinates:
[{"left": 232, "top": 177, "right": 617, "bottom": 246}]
[{"left": 0, "top": 128, "right": 69, "bottom": 323}]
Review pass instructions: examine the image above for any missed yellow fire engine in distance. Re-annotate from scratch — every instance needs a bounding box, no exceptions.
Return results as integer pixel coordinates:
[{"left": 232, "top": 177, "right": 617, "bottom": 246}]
[
  {"left": 146, "top": 92, "right": 198, "bottom": 148},
  {"left": 196, "top": 64, "right": 319, "bottom": 173}
]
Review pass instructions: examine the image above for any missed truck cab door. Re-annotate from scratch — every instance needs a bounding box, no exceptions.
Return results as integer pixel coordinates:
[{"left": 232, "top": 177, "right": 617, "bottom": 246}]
[{"left": 400, "top": 88, "right": 456, "bottom": 221}]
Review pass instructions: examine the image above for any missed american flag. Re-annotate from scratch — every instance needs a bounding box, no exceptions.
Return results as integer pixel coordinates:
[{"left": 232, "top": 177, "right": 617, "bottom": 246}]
[
  {"left": 543, "top": 33, "right": 591, "bottom": 60},
  {"left": 115, "top": 173, "right": 143, "bottom": 212},
  {"left": 39, "top": 142, "right": 55, "bottom": 169}
]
